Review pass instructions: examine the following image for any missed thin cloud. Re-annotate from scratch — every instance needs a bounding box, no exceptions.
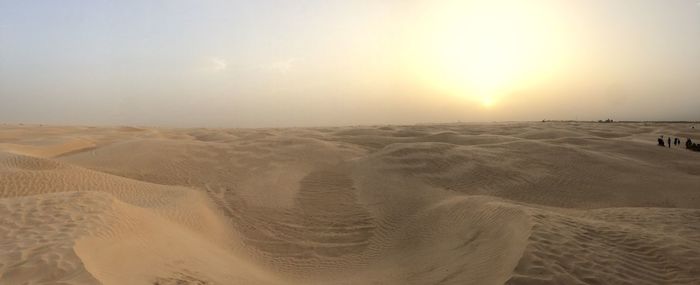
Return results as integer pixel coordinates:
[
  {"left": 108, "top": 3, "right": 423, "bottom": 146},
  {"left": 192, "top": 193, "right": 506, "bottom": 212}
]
[
  {"left": 193, "top": 56, "right": 228, "bottom": 73},
  {"left": 209, "top": 57, "right": 228, "bottom": 71},
  {"left": 265, "top": 58, "right": 300, "bottom": 74}
]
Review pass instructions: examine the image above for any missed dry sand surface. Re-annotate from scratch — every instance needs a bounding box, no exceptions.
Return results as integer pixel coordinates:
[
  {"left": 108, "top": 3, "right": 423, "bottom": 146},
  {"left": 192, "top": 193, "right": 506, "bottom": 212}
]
[{"left": 1, "top": 122, "right": 699, "bottom": 285}]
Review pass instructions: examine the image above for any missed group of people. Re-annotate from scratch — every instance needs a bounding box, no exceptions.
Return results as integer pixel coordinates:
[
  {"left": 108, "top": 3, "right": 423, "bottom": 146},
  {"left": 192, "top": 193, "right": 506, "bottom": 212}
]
[{"left": 658, "top": 136, "right": 700, "bottom": 152}]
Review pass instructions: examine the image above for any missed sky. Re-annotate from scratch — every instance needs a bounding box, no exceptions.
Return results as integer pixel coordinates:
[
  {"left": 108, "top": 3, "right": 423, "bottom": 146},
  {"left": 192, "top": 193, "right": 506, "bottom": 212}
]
[{"left": 1, "top": 0, "right": 699, "bottom": 127}]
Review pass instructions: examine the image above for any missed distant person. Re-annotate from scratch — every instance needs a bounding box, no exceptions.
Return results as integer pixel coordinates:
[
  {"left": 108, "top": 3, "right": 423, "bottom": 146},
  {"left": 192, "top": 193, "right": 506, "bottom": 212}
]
[
  {"left": 658, "top": 137, "right": 665, "bottom": 147},
  {"left": 685, "top": 139, "right": 700, "bottom": 152},
  {"left": 668, "top": 137, "right": 671, "bottom": 148}
]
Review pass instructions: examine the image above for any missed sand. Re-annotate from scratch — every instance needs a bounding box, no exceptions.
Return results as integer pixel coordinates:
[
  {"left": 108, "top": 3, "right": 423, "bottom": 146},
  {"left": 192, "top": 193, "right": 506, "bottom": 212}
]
[{"left": 0, "top": 122, "right": 699, "bottom": 284}]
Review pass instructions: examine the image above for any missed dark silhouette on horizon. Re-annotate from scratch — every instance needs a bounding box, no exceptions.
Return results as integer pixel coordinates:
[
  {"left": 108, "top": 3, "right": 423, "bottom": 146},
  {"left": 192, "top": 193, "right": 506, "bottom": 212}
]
[{"left": 687, "top": 138, "right": 700, "bottom": 152}]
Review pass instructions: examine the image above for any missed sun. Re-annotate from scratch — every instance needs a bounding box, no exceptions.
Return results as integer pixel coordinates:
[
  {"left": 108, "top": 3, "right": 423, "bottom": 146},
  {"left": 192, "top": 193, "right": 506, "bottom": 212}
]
[
  {"left": 406, "top": 0, "right": 565, "bottom": 108},
  {"left": 480, "top": 96, "right": 497, "bottom": 108}
]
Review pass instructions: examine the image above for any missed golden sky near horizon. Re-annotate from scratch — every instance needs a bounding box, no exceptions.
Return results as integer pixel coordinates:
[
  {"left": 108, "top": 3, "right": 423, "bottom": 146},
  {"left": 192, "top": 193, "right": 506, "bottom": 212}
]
[{"left": 1, "top": 0, "right": 700, "bottom": 127}]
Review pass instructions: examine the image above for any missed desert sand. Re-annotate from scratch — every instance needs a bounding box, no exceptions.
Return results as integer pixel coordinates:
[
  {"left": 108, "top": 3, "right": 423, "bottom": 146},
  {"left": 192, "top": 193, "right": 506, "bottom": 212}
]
[{"left": 1, "top": 122, "right": 699, "bottom": 284}]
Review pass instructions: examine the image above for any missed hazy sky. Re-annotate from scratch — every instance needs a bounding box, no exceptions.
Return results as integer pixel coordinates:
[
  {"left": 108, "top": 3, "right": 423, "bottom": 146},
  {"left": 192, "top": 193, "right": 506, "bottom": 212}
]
[{"left": 1, "top": 0, "right": 699, "bottom": 127}]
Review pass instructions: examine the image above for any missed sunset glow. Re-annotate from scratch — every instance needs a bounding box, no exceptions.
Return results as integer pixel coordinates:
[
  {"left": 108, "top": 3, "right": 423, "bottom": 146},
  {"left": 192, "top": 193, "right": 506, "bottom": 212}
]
[{"left": 408, "top": 0, "right": 570, "bottom": 108}]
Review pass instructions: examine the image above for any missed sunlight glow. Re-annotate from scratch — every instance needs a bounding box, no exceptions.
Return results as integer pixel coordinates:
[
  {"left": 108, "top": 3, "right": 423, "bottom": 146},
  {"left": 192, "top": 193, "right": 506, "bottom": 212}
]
[
  {"left": 408, "top": 0, "right": 568, "bottom": 108},
  {"left": 480, "top": 96, "right": 497, "bottom": 108}
]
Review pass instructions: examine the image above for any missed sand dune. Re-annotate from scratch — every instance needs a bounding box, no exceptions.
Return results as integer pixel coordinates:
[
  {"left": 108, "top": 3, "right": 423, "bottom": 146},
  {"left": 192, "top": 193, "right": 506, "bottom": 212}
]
[{"left": 1, "top": 122, "right": 699, "bottom": 284}]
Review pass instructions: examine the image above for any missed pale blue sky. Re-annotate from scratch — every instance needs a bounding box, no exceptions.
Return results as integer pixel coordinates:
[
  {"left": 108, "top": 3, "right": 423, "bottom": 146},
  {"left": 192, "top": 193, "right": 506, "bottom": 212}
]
[{"left": 1, "top": 0, "right": 699, "bottom": 127}]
